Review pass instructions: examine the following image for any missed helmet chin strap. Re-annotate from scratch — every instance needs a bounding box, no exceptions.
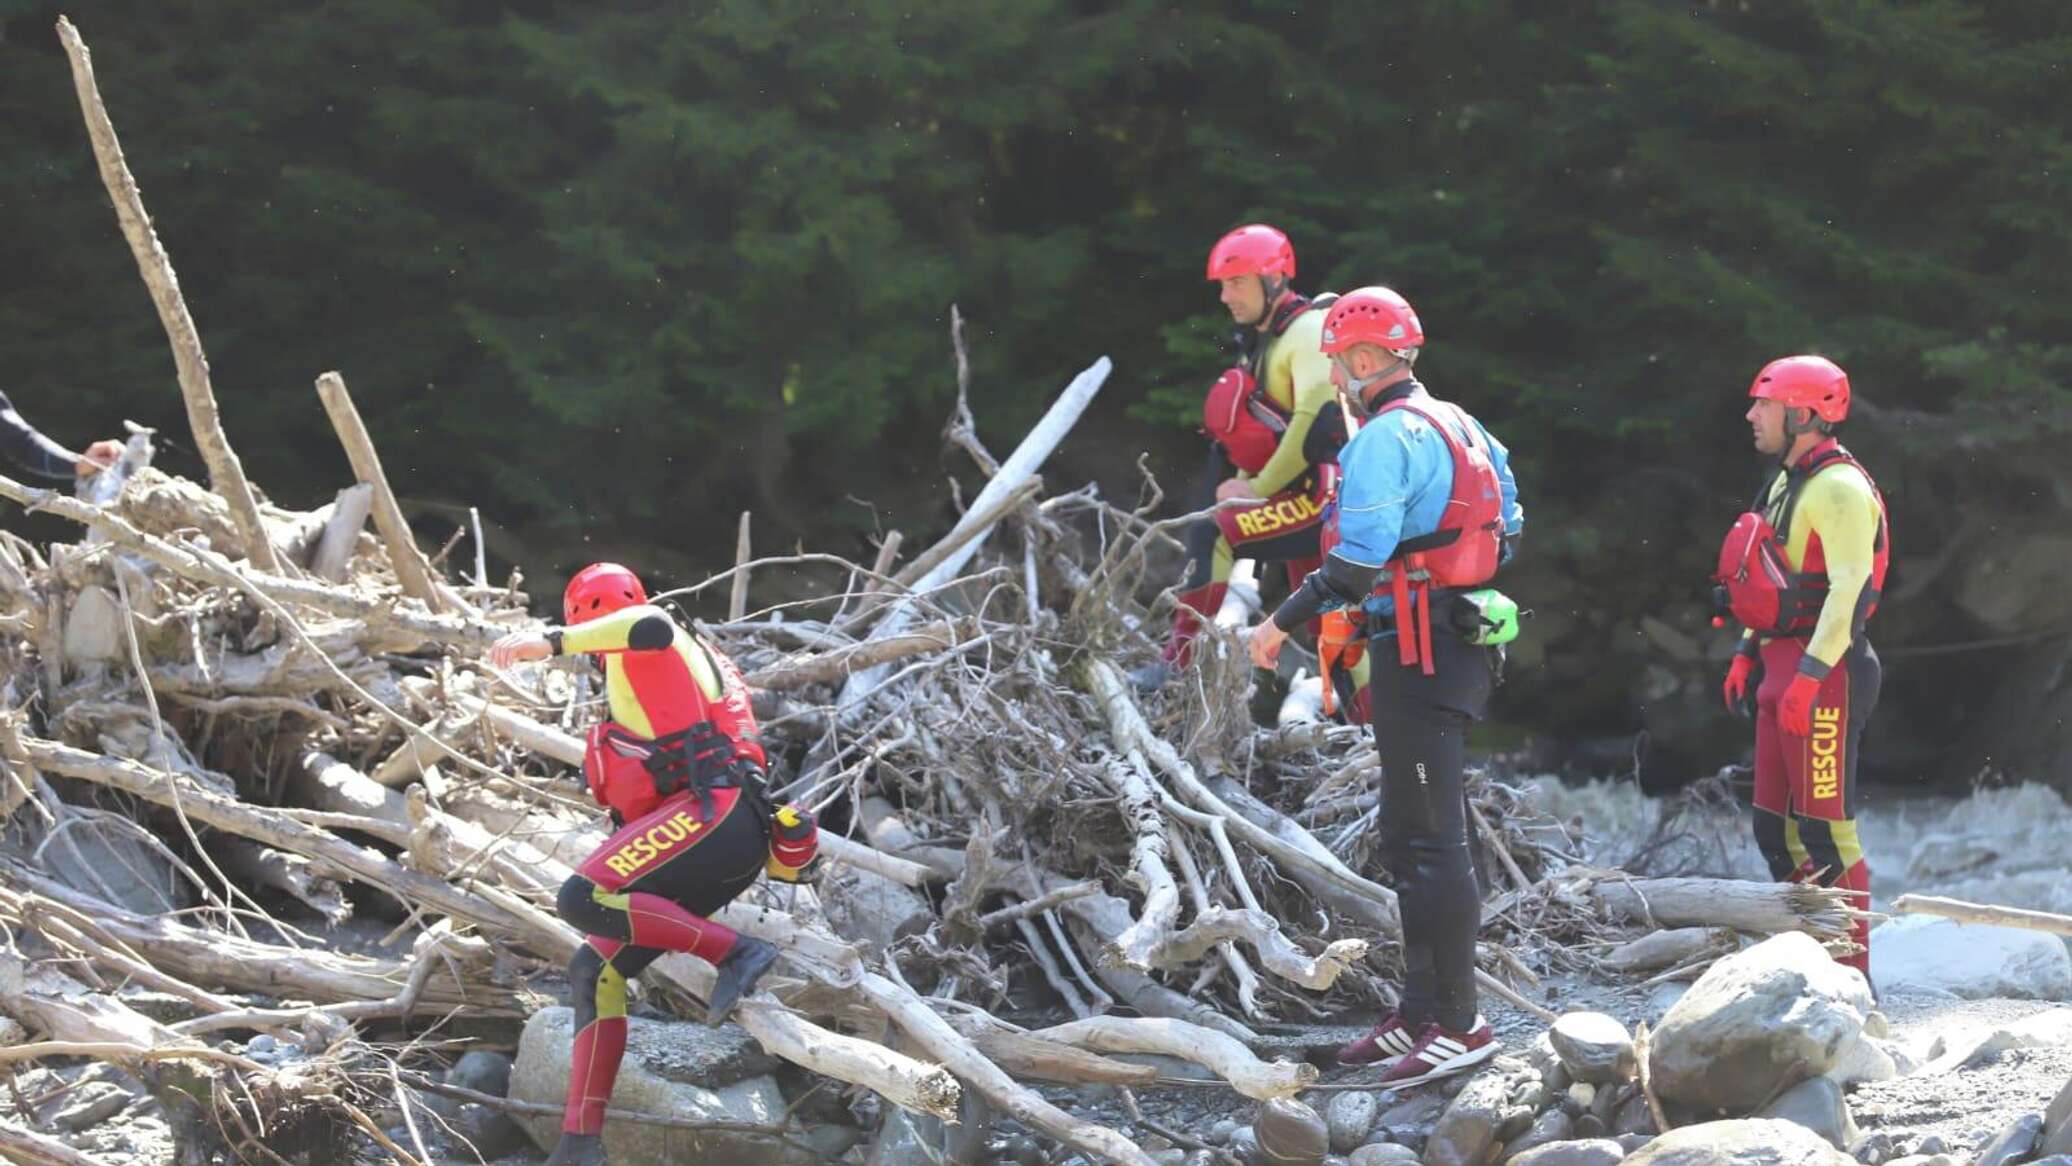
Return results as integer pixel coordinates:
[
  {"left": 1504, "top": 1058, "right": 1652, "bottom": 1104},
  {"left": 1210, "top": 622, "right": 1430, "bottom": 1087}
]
[
  {"left": 1246, "top": 275, "right": 1289, "bottom": 328},
  {"left": 1777, "top": 407, "right": 1832, "bottom": 465},
  {"left": 1336, "top": 353, "right": 1413, "bottom": 414}
]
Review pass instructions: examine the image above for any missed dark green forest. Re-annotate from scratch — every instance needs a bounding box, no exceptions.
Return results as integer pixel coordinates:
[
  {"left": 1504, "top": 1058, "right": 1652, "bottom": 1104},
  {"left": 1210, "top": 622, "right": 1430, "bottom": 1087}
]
[{"left": 3, "top": 1, "right": 2067, "bottom": 788}]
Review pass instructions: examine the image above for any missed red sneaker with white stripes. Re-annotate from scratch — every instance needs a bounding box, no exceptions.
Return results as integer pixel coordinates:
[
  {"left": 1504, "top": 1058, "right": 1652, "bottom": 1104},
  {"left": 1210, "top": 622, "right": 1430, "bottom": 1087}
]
[
  {"left": 1336, "top": 1010, "right": 1420, "bottom": 1066},
  {"left": 1375, "top": 1016, "right": 1497, "bottom": 1086}
]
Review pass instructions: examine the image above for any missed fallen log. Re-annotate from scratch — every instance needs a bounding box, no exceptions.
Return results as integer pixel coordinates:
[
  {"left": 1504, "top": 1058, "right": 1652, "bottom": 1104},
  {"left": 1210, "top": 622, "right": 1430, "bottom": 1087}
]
[
  {"left": 948, "top": 1012, "right": 1160, "bottom": 1087},
  {"left": 0, "top": 1117, "right": 102, "bottom": 1166},
  {"left": 1591, "top": 874, "right": 1865, "bottom": 941},
  {"left": 311, "top": 483, "right": 375, "bottom": 581},
  {"left": 2, "top": 861, "right": 509, "bottom": 1012},
  {"left": 1032, "top": 1016, "right": 1317, "bottom": 1100},
  {"left": 1148, "top": 906, "right": 1365, "bottom": 991},
  {"left": 746, "top": 617, "right": 980, "bottom": 691},
  {"left": 1601, "top": 927, "right": 1740, "bottom": 973},
  {"left": 291, "top": 749, "right": 410, "bottom": 828},
  {"left": 214, "top": 837, "right": 350, "bottom": 925},
  {"left": 22, "top": 737, "right": 540, "bottom": 936}
]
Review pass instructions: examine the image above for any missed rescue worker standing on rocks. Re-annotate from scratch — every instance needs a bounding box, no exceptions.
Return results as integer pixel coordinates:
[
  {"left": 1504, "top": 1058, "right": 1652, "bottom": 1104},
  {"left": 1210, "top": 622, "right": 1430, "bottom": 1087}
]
[
  {"left": 1248, "top": 287, "right": 1522, "bottom": 1085},
  {"left": 1133, "top": 224, "right": 1353, "bottom": 702},
  {"left": 1714, "top": 356, "right": 1888, "bottom": 980},
  {"left": 489, "top": 563, "right": 818, "bottom": 1166}
]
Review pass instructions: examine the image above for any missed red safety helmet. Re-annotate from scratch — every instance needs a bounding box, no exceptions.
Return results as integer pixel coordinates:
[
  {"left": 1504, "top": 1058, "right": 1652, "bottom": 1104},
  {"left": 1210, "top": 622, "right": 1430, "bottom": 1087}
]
[
  {"left": 1749, "top": 355, "right": 1850, "bottom": 424},
  {"left": 1320, "top": 286, "right": 1424, "bottom": 355},
  {"left": 1206, "top": 224, "right": 1296, "bottom": 282},
  {"left": 564, "top": 562, "right": 647, "bottom": 625}
]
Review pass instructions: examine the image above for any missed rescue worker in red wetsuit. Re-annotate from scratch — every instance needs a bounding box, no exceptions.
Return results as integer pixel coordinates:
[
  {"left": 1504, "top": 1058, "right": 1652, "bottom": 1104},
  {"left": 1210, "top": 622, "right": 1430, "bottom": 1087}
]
[
  {"left": 1132, "top": 224, "right": 1361, "bottom": 709},
  {"left": 488, "top": 563, "right": 818, "bottom": 1166},
  {"left": 1714, "top": 356, "right": 1888, "bottom": 980}
]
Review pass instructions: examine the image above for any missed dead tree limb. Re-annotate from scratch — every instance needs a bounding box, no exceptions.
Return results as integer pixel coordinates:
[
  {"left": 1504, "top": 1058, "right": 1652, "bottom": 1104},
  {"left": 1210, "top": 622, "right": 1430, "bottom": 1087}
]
[
  {"left": 55, "top": 18, "right": 279, "bottom": 574},
  {"left": 838, "top": 357, "right": 1109, "bottom": 705},
  {"left": 856, "top": 972, "right": 1155, "bottom": 1166},
  {"left": 1891, "top": 893, "right": 2072, "bottom": 937},
  {"left": 1082, "top": 659, "right": 1402, "bottom": 934},
  {"left": 1101, "top": 752, "right": 1181, "bottom": 972},
  {"left": 315, "top": 372, "right": 444, "bottom": 609},
  {"left": 0, "top": 474, "right": 497, "bottom": 648},
  {"left": 729, "top": 510, "right": 752, "bottom": 620}
]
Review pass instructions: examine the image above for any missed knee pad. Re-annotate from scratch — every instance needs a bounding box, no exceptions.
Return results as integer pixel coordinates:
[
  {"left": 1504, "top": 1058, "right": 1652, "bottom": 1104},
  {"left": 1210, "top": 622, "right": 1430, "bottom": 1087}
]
[
  {"left": 1378, "top": 827, "right": 1417, "bottom": 885},
  {"left": 1794, "top": 816, "right": 1864, "bottom": 885},
  {"left": 567, "top": 944, "right": 606, "bottom": 1028},
  {"left": 558, "top": 875, "right": 608, "bottom": 934},
  {"left": 1752, "top": 811, "right": 1796, "bottom": 881}
]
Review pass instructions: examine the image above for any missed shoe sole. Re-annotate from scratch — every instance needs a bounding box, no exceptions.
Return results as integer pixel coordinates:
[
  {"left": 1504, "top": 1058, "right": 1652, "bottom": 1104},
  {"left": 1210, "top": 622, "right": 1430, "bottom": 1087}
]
[{"left": 1377, "top": 1040, "right": 1499, "bottom": 1089}]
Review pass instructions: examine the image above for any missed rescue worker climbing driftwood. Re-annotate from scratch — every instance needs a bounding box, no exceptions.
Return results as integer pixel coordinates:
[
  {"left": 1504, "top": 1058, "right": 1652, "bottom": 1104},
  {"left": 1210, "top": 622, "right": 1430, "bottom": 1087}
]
[
  {"left": 488, "top": 563, "right": 820, "bottom": 1166},
  {"left": 1715, "top": 355, "right": 1890, "bottom": 979},
  {"left": 1249, "top": 286, "right": 1524, "bottom": 1085}
]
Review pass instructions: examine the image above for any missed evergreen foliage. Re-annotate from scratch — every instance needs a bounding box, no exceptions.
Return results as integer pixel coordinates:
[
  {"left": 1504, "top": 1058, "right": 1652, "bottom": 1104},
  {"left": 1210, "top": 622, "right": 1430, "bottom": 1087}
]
[{"left": 1, "top": 1, "right": 2065, "bottom": 775}]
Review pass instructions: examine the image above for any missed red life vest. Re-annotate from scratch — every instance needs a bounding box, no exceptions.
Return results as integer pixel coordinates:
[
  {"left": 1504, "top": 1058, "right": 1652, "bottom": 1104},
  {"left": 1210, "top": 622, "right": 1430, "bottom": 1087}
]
[
  {"left": 582, "top": 637, "right": 765, "bottom": 824},
  {"left": 1714, "top": 441, "right": 1889, "bottom": 638},
  {"left": 1199, "top": 294, "right": 1328, "bottom": 473},
  {"left": 1370, "top": 396, "right": 1507, "bottom": 676},
  {"left": 1202, "top": 366, "right": 1285, "bottom": 473}
]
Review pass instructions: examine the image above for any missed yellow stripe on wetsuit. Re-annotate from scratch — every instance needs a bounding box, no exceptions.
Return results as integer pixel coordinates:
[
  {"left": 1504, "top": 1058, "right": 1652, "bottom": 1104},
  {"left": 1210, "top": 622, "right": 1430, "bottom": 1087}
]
[
  {"left": 1758, "top": 462, "right": 1881, "bottom": 670},
  {"left": 561, "top": 604, "right": 726, "bottom": 739},
  {"left": 1241, "top": 307, "right": 1338, "bottom": 497}
]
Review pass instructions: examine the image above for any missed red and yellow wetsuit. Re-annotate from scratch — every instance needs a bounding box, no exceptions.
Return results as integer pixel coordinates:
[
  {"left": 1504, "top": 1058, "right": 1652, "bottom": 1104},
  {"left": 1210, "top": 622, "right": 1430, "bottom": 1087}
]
[
  {"left": 549, "top": 604, "right": 816, "bottom": 1138},
  {"left": 1165, "top": 297, "right": 1363, "bottom": 692},
  {"left": 1744, "top": 439, "right": 1886, "bottom": 976}
]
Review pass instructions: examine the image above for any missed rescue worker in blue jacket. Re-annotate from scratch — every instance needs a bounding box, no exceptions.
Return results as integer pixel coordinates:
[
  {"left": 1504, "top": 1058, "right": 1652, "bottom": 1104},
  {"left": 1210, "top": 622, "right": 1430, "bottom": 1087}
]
[{"left": 1249, "top": 287, "right": 1522, "bottom": 1086}]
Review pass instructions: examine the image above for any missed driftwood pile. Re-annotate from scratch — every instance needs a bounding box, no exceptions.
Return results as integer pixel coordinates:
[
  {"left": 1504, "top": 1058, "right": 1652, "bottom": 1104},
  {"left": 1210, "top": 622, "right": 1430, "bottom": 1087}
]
[
  {"left": 0, "top": 18, "right": 1875, "bottom": 1166},
  {"left": 0, "top": 381, "right": 1873, "bottom": 1166}
]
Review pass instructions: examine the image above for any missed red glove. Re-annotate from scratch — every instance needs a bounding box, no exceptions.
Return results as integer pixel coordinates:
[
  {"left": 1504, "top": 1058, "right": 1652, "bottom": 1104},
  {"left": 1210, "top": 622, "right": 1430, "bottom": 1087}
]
[
  {"left": 1778, "top": 673, "right": 1822, "bottom": 737},
  {"left": 1722, "top": 653, "right": 1758, "bottom": 714}
]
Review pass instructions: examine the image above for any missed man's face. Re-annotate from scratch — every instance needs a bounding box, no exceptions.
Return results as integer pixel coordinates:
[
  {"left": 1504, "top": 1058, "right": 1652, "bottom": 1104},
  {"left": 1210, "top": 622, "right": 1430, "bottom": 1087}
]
[
  {"left": 1218, "top": 274, "right": 1269, "bottom": 327},
  {"left": 1746, "top": 397, "right": 1788, "bottom": 456}
]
